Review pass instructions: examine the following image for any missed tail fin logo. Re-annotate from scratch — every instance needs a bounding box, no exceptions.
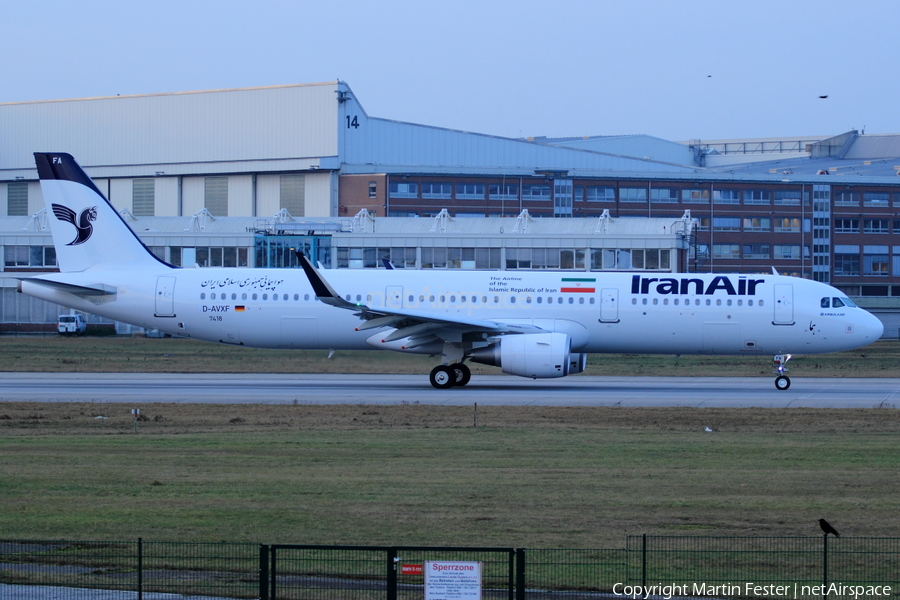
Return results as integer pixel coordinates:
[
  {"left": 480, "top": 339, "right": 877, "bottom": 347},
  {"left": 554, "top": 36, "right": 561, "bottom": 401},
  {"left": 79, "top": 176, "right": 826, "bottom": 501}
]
[{"left": 52, "top": 204, "right": 98, "bottom": 246}]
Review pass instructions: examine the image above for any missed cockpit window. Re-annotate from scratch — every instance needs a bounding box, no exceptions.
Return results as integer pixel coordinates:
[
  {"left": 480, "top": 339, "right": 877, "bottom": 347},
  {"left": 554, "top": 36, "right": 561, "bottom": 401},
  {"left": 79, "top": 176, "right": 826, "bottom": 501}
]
[
  {"left": 832, "top": 297, "right": 845, "bottom": 308},
  {"left": 839, "top": 296, "right": 856, "bottom": 308},
  {"left": 821, "top": 297, "right": 830, "bottom": 308}
]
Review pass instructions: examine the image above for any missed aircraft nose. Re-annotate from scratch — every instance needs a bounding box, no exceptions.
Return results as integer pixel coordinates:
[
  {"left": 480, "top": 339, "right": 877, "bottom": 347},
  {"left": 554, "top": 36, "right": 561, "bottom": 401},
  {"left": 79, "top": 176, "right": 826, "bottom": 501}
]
[{"left": 860, "top": 311, "right": 884, "bottom": 341}]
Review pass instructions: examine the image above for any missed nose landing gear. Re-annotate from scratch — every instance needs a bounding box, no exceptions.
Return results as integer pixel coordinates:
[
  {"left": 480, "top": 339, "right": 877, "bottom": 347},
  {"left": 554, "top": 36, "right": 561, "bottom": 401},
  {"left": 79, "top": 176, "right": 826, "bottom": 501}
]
[{"left": 773, "top": 354, "right": 792, "bottom": 390}]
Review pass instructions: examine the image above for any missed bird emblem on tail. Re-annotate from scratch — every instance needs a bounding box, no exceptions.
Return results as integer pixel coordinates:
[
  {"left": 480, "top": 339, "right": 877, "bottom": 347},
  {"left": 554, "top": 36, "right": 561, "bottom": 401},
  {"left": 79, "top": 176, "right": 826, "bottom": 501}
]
[{"left": 52, "top": 204, "right": 98, "bottom": 246}]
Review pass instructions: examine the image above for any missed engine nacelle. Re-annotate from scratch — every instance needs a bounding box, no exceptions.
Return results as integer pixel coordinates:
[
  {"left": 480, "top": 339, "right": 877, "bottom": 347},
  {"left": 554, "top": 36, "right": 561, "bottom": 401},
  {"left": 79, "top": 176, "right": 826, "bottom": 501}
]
[
  {"left": 568, "top": 352, "right": 588, "bottom": 375},
  {"left": 470, "top": 332, "right": 573, "bottom": 378}
]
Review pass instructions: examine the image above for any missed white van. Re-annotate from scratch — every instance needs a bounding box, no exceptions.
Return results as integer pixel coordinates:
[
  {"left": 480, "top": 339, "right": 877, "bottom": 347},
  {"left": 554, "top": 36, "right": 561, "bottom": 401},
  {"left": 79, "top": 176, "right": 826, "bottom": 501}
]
[{"left": 58, "top": 314, "right": 87, "bottom": 336}]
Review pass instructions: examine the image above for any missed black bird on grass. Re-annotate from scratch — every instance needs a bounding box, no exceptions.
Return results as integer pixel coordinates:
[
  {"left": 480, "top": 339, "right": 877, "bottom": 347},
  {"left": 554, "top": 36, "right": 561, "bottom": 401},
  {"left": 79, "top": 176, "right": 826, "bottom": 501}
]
[{"left": 819, "top": 519, "right": 840, "bottom": 537}]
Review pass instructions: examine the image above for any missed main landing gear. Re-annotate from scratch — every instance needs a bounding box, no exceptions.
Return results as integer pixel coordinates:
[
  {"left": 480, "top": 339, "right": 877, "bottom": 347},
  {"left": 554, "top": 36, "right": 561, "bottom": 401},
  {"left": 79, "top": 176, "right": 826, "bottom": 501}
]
[
  {"left": 773, "top": 354, "right": 792, "bottom": 390},
  {"left": 429, "top": 363, "right": 471, "bottom": 389}
]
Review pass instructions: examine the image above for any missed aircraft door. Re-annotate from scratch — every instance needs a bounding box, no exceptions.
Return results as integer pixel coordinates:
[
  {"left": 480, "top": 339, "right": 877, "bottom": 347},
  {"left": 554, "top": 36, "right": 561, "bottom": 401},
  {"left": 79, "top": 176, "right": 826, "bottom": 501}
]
[
  {"left": 155, "top": 276, "right": 176, "bottom": 317},
  {"left": 386, "top": 286, "right": 403, "bottom": 309},
  {"left": 599, "top": 288, "right": 619, "bottom": 323},
  {"left": 773, "top": 284, "right": 794, "bottom": 325}
]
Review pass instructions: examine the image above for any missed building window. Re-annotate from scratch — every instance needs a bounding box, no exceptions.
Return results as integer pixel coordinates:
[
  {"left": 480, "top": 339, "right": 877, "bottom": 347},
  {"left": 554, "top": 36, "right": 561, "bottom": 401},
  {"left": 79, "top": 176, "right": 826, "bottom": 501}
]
[
  {"left": 619, "top": 187, "right": 647, "bottom": 203},
  {"left": 696, "top": 216, "right": 710, "bottom": 231},
  {"left": 585, "top": 186, "right": 615, "bottom": 202},
  {"left": 774, "top": 190, "right": 802, "bottom": 205},
  {"left": 834, "top": 219, "right": 860, "bottom": 233},
  {"left": 204, "top": 176, "right": 228, "bottom": 216},
  {"left": 743, "top": 217, "right": 770, "bottom": 232},
  {"left": 864, "top": 219, "right": 890, "bottom": 234},
  {"left": 713, "top": 217, "right": 741, "bottom": 231},
  {"left": 774, "top": 217, "right": 801, "bottom": 233},
  {"left": 864, "top": 192, "right": 890, "bottom": 207},
  {"left": 630, "top": 249, "right": 670, "bottom": 270},
  {"left": 489, "top": 184, "right": 518, "bottom": 200},
  {"left": 4, "top": 245, "right": 56, "bottom": 267},
  {"left": 368, "top": 182, "right": 377, "bottom": 199},
  {"left": 422, "top": 182, "right": 452, "bottom": 199},
  {"left": 681, "top": 189, "right": 709, "bottom": 204},
  {"left": 863, "top": 246, "right": 889, "bottom": 276},
  {"left": 389, "top": 182, "right": 418, "bottom": 198},
  {"left": 743, "top": 244, "right": 771, "bottom": 259},
  {"left": 132, "top": 179, "right": 155, "bottom": 217},
  {"left": 650, "top": 188, "right": 678, "bottom": 203},
  {"left": 7, "top": 182, "right": 28, "bottom": 216},
  {"left": 714, "top": 189, "right": 741, "bottom": 204},
  {"left": 712, "top": 244, "right": 741, "bottom": 259},
  {"left": 773, "top": 244, "right": 802, "bottom": 260},
  {"left": 834, "top": 191, "right": 860, "bottom": 206},
  {"left": 742, "top": 189, "right": 770, "bottom": 205},
  {"left": 173, "top": 246, "right": 248, "bottom": 268},
  {"left": 834, "top": 253, "right": 860, "bottom": 276},
  {"left": 522, "top": 184, "right": 551, "bottom": 201},
  {"left": 455, "top": 183, "right": 485, "bottom": 200},
  {"left": 554, "top": 180, "right": 574, "bottom": 217}
]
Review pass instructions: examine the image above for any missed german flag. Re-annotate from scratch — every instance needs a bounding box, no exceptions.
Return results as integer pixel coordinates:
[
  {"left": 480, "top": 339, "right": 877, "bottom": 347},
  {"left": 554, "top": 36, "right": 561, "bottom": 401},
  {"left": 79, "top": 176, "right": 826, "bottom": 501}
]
[
  {"left": 234, "top": 305, "right": 246, "bottom": 312},
  {"left": 560, "top": 277, "right": 596, "bottom": 293}
]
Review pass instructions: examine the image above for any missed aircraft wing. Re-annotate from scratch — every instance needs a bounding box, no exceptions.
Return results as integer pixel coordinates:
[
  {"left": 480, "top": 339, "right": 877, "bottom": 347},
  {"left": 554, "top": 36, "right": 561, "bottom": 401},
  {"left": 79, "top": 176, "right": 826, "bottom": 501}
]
[{"left": 297, "top": 254, "right": 544, "bottom": 340}]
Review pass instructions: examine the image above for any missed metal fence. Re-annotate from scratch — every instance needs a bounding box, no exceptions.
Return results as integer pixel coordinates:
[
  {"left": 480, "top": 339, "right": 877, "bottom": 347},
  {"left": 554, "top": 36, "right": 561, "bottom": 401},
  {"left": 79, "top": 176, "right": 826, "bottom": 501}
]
[
  {"left": 2, "top": 537, "right": 899, "bottom": 599},
  {"left": 626, "top": 535, "right": 900, "bottom": 599}
]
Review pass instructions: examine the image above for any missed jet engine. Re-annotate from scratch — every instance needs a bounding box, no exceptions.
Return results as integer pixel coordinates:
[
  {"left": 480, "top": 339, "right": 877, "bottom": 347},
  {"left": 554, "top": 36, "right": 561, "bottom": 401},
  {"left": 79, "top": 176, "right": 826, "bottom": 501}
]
[{"left": 469, "top": 332, "right": 577, "bottom": 378}]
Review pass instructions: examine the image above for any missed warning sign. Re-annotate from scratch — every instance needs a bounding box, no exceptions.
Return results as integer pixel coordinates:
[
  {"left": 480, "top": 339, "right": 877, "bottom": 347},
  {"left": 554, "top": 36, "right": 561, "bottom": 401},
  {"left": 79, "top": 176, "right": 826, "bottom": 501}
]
[
  {"left": 401, "top": 564, "right": 423, "bottom": 576},
  {"left": 424, "top": 561, "right": 481, "bottom": 600}
]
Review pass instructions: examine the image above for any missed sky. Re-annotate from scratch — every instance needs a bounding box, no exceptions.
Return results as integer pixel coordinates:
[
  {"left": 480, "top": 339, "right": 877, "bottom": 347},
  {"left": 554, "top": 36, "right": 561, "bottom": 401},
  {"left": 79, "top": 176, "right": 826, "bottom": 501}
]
[{"left": 3, "top": 0, "right": 898, "bottom": 142}]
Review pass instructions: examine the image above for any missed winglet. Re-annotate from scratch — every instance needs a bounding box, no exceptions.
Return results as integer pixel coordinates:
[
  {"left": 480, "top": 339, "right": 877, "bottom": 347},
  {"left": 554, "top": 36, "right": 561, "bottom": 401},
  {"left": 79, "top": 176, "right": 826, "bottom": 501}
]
[
  {"left": 296, "top": 253, "right": 359, "bottom": 309},
  {"left": 771, "top": 266, "right": 780, "bottom": 276}
]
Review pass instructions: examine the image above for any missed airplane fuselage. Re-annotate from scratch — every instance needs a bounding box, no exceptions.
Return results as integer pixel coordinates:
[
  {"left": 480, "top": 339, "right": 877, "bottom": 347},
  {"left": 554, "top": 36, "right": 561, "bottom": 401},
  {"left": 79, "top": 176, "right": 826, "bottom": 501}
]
[{"left": 23, "top": 267, "right": 881, "bottom": 357}]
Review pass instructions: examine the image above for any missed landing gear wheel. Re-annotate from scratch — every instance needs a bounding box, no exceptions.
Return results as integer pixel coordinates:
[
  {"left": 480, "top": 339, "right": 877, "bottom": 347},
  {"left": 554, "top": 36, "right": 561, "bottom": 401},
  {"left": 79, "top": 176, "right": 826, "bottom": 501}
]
[
  {"left": 451, "top": 363, "right": 471, "bottom": 387},
  {"left": 774, "top": 375, "right": 791, "bottom": 391},
  {"left": 430, "top": 365, "right": 456, "bottom": 389}
]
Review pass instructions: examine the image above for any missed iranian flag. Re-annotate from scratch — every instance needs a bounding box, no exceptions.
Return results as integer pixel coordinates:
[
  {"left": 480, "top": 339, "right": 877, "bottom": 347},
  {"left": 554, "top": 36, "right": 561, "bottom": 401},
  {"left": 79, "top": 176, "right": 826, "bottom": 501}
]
[{"left": 560, "top": 277, "right": 596, "bottom": 293}]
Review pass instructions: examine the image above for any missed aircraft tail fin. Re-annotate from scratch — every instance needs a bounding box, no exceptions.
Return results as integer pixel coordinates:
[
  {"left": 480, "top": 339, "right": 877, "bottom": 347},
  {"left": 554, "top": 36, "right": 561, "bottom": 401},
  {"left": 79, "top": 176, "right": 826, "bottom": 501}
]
[{"left": 34, "top": 153, "right": 172, "bottom": 273}]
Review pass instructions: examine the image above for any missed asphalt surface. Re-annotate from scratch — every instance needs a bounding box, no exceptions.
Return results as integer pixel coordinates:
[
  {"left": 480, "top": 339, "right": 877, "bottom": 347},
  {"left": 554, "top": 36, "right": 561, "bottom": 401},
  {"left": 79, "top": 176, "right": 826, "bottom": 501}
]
[{"left": 1, "top": 372, "right": 899, "bottom": 407}]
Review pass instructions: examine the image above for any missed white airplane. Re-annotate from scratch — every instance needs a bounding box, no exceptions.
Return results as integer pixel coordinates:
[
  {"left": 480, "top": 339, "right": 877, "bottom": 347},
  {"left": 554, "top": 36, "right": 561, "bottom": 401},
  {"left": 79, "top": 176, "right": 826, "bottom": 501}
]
[{"left": 20, "top": 153, "right": 883, "bottom": 390}]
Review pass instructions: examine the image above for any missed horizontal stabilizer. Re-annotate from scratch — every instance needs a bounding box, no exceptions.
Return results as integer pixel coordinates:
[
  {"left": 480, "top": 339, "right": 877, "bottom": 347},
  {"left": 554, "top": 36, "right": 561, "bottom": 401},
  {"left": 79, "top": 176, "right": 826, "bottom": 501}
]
[{"left": 19, "top": 278, "right": 116, "bottom": 298}]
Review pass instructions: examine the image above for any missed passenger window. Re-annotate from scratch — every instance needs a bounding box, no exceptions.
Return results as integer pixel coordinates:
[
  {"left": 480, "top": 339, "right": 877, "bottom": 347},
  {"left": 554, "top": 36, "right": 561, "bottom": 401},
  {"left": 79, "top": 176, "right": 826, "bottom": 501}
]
[
  {"left": 832, "top": 298, "right": 845, "bottom": 308},
  {"left": 252, "top": 294, "right": 258, "bottom": 300},
  {"left": 821, "top": 297, "right": 830, "bottom": 308},
  {"left": 537, "top": 297, "right": 543, "bottom": 304},
  {"left": 200, "top": 293, "right": 206, "bottom": 300},
  {"left": 748, "top": 300, "right": 754, "bottom": 306},
  {"left": 632, "top": 298, "right": 637, "bottom": 305}
]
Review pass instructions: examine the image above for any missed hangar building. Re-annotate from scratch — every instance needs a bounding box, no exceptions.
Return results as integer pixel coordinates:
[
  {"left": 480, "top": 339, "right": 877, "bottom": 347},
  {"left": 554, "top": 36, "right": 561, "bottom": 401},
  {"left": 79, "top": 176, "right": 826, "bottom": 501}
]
[{"left": 2, "top": 82, "right": 900, "bottom": 333}]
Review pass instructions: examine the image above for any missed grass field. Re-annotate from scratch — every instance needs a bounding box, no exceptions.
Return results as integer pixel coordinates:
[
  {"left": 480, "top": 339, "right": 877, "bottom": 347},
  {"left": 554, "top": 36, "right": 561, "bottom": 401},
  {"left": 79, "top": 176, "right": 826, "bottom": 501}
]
[
  {"left": 1, "top": 402, "right": 898, "bottom": 548},
  {"left": 1, "top": 336, "right": 898, "bottom": 549},
  {"left": 0, "top": 335, "right": 899, "bottom": 377}
]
